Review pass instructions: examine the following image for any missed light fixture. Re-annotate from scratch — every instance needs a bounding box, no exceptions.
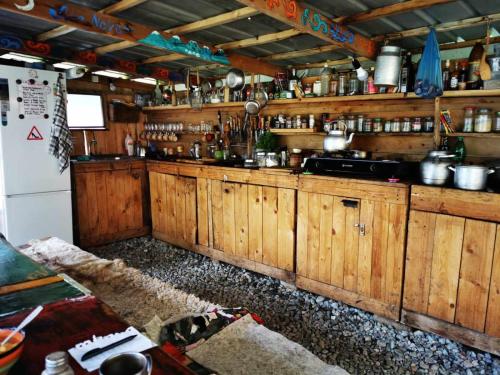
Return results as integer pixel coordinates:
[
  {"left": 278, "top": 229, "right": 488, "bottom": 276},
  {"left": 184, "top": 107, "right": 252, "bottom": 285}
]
[
  {"left": 53, "top": 61, "right": 87, "bottom": 70},
  {"left": 131, "top": 77, "right": 158, "bottom": 85},
  {"left": 93, "top": 70, "right": 129, "bottom": 79},
  {"left": 0, "top": 52, "right": 43, "bottom": 63},
  {"left": 351, "top": 57, "right": 368, "bottom": 81}
]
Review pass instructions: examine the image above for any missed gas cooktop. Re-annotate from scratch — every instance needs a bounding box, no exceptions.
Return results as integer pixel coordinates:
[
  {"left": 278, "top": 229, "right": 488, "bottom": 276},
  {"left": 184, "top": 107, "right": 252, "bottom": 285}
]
[{"left": 303, "top": 156, "right": 411, "bottom": 180}]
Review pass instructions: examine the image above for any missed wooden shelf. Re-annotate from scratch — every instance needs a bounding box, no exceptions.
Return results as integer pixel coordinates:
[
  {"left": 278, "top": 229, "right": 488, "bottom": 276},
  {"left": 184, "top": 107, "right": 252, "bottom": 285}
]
[
  {"left": 442, "top": 132, "right": 500, "bottom": 138},
  {"left": 269, "top": 130, "right": 433, "bottom": 137},
  {"left": 143, "top": 90, "right": 500, "bottom": 112},
  {"left": 269, "top": 128, "right": 318, "bottom": 135}
]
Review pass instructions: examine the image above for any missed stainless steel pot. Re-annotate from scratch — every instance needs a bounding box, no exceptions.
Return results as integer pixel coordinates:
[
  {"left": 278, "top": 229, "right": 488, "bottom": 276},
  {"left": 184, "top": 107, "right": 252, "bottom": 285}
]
[
  {"left": 374, "top": 46, "right": 402, "bottom": 87},
  {"left": 448, "top": 165, "right": 495, "bottom": 191},
  {"left": 420, "top": 150, "right": 455, "bottom": 186}
]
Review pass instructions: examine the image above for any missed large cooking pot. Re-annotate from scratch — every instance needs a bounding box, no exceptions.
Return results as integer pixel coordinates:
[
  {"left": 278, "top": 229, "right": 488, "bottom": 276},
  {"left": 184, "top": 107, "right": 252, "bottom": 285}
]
[
  {"left": 374, "top": 46, "right": 402, "bottom": 87},
  {"left": 448, "top": 165, "right": 495, "bottom": 191},
  {"left": 420, "top": 150, "right": 454, "bottom": 186}
]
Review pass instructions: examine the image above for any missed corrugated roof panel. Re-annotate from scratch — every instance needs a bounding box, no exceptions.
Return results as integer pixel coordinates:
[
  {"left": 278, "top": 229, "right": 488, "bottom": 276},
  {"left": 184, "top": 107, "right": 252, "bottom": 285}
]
[
  {"left": 68, "top": 0, "right": 117, "bottom": 11},
  {"left": 50, "top": 30, "right": 121, "bottom": 50},
  {"left": 0, "top": 10, "right": 56, "bottom": 37},
  {"left": 105, "top": 45, "right": 170, "bottom": 61}
]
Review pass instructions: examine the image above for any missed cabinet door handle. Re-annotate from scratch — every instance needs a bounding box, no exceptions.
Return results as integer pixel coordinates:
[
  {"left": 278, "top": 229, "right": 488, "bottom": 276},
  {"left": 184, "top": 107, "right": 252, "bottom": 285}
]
[
  {"left": 342, "top": 199, "right": 358, "bottom": 208},
  {"left": 354, "top": 223, "right": 366, "bottom": 236}
]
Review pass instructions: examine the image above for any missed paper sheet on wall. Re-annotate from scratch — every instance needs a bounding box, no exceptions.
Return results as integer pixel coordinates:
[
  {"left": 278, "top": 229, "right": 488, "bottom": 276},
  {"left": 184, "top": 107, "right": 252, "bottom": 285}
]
[{"left": 17, "top": 81, "right": 49, "bottom": 119}]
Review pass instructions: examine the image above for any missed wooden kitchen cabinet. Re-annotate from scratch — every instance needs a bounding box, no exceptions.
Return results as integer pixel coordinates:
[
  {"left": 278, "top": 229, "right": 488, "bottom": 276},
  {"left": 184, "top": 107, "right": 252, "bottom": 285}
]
[
  {"left": 72, "top": 160, "right": 150, "bottom": 247},
  {"left": 296, "top": 175, "right": 409, "bottom": 320},
  {"left": 197, "top": 177, "right": 296, "bottom": 281},
  {"left": 149, "top": 172, "right": 197, "bottom": 250},
  {"left": 402, "top": 185, "right": 500, "bottom": 356}
]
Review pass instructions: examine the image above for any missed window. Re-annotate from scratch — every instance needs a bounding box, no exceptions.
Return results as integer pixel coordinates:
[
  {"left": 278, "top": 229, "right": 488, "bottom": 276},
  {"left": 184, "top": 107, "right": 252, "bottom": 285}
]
[{"left": 67, "top": 93, "right": 107, "bottom": 130}]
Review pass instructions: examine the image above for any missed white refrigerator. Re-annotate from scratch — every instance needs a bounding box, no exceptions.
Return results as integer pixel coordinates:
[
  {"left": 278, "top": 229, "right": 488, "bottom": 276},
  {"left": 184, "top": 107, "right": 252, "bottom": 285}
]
[{"left": 0, "top": 65, "right": 73, "bottom": 246}]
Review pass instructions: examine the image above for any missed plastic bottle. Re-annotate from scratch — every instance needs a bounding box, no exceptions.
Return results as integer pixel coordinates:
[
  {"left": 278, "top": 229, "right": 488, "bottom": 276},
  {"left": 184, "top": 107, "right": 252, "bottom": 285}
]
[
  {"left": 320, "top": 64, "right": 331, "bottom": 96},
  {"left": 125, "top": 133, "right": 134, "bottom": 156}
]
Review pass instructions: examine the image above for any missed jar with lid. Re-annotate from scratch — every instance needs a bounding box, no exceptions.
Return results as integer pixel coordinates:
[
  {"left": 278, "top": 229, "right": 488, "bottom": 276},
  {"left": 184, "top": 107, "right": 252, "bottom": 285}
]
[
  {"left": 329, "top": 69, "right": 338, "bottom": 96},
  {"left": 286, "top": 116, "right": 292, "bottom": 129},
  {"left": 338, "top": 72, "right": 346, "bottom": 96},
  {"left": 402, "top": 117, "right": 411, "bottom": 132},
  {"left": 494, "top": 111, "right": 500, "bottom": 133},
  {"left": 411, "top": 117, "right": 422, "bottom": 132},
  {"left": 348, "top": 71, "right": 359, "bottom": 95},
  {"left": 391, "top": 118, "right": 401, "bottom": 132},
  {"left": 423, "top": 117, "right": 434, "bottom": 132},
  {"left": 363, "top": 118, "right": 373, "bottom": 132},
  {"left": 295, "top": 114, "right": 301, "bottom": 129},
  {"left": 384, "top": 119, "right": 392, "bottom": 133},
  {"left": 42, "top": 352, "right": 74, "bottom": 375},
  {"left": 474, "top": 108, "right": 492, "bottom": 132},
  {"left": 256, "top": 151, "right": 266, "bottom": 167},
  {"left": 308, "top": 114, "right": 315, "bottom": 129},
  {"left": 462, "top": 107, "right": 475, "bottom": 132},
  {"left": 265, "top": 152, "right": 279, "bottom": 167},
  {"left": 373, "top": 118, "right": 383, "bottom": 132},
  {"left": 356, "top": 115, "right": 364, "bottom": 132},
  {"left": 346, "top": 115, "right": 356, "bottom": 132}
]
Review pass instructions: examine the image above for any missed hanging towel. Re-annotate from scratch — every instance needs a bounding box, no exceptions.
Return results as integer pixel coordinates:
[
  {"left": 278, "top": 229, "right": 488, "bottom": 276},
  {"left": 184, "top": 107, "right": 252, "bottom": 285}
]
[{"left": 49, "top": 74, "right": 73, "bottom": 173}]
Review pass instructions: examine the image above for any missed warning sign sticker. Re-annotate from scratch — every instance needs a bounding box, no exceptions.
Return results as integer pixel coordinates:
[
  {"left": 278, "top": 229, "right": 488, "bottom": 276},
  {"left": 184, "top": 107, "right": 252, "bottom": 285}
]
[{"left": 27, "top": 126, "right": 43, "bottom": 140}]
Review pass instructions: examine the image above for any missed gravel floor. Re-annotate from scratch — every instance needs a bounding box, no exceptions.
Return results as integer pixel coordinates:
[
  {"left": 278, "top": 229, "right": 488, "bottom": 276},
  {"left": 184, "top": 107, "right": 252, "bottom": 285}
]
[{"left": 88, "top": 236, "right": 499, "bottom": 375}]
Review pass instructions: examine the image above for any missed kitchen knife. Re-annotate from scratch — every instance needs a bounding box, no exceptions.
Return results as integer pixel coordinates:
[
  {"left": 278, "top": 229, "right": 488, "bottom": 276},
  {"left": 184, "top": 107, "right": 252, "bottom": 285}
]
[{"left": 81, "top": 334, "right": 137, "bottom": 361}]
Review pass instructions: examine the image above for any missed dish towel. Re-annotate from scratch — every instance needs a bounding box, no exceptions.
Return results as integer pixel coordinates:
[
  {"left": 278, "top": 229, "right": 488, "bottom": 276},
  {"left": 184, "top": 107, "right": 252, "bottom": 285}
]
[{"left": 49, "top": 74, "right": 73, "bottom": 173}]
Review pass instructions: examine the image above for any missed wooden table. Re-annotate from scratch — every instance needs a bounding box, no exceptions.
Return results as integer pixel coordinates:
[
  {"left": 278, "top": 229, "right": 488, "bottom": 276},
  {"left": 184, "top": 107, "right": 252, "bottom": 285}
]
[{"left": 0, "top": 296, "right": 194, "bottom": 375}]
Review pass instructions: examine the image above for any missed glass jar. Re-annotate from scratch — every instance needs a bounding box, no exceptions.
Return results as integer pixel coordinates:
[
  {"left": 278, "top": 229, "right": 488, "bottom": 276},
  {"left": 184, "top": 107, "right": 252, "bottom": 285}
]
[
  {"left": 423, "top": 116, "right": 434, "bottom": 132},
  {"left": 494, "top": 111, "right": 500, "bottom": 133},
  {"left": 402, "top": 117, "right": 411, "bottom": 132},
  {"left": 462, "top": 107, "right": 475, "bottom": 132},
  {"left": 295, "top": 115, "right": 301, "bottom": 129},
  {"left": 256, "top": 151, "right": 266, "bottom": 167},
  {"left": 338, "top": 72, "right": 346, "bottom": 96},
  {"left": 363, "top": 118, "right": 373, "bottom": 132},
  {"left": 411, "top": 117, "right": 422, "bottom": 132},
  {"left": 286, "top": 116, "right": 293, "bottom": 129},
  {"left": 356, "top": 114, "right": 364, "bottom": 132},
  {"left": 346, "top": 115, "right": 356, "bottom": 132},
  {"left": 308, "top": 114, "right": 315, "bottom": 129},
  {"left": 373, "top": 118, "right": 383, "bottom": 132},
  {"left": 265, "top": 152, "right": 279, "bottom": 168},
  {"left": 391, "top": 118, "right": 401, "bottom": 132},
  {"left": 348, "top": 71, "right": 359, "bottom": 95},
  {"left": 384, "top": 120, "right": 392, "bottom": 133},
  {"left": 474, "top": 108, "right": 492, "bottom": 132}
]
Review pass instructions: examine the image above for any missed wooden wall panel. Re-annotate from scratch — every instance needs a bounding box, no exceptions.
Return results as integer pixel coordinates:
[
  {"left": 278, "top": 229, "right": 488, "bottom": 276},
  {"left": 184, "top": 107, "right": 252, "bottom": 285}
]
[
  {"left": 306, "top": 193, "right": 321, "bottom": 281},
  {"left": 262, "top": 187, "right": 279, "bottom": 268},
  {"left": 455, "top": 219, "right": 496, "bottom": 332},
  {"left": 277, "top": 188, "right": 295, "bottom": 272},
  {"left": 403, "top": 210, "right": 437, "bottom": 314},
  {"left": 330, "top": 197, "right": 347, "bottom": 288},
  {"left": 385, "top": 204, "right": 407, "bottom": 306},
  {"left": 486, "top": 226, "right": 500, "bottom": 337},
  {"left": 248, "top": 185, "right": 263, "bottom": 263},
  {"left": 296, "top": 191, "right": 309, "bottom": 277},
  {"left": 235, "top": 184, "right": 249, "bottom": 259},
  {"left": 196, "top": 178, "right": 209, "bottom": 247},
  {"left": 318, "top": 195, "right": 334, "bottom": 284},
  {"left": 222, "top": 183, "right": 236, "bottom": 255},
  {"left": 211, "top": 180, "right": 224, "bottom": 251},
  {"left": 370, "top": 202, "right": 390, "bottom": 301},
  {"left": 427, "top": 214, "right": 465, "bottom": 323}
]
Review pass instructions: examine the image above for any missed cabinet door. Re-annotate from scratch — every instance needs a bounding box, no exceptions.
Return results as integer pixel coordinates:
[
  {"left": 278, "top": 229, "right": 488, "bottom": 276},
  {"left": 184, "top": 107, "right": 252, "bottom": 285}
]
[
  {"left": 404, "top": 210, "right": 499, "bottom": 334},
  {"left": 197, "top": 178, "right": 295, "bottom": 272},
  {"left": 297, "top": 192, "right": 407, "bottom": 313},
  {"left": 75, "top": 168, "right": 147, "bottom": 246},
  {"left": 150, "top": 172, "right": 197, "bottom": 249}
]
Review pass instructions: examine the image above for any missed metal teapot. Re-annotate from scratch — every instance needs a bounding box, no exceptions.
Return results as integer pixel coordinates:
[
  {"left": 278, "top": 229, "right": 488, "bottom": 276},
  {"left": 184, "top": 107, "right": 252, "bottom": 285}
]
[{"left": 323, "top": 121, "right": 355, "bottom": 152}]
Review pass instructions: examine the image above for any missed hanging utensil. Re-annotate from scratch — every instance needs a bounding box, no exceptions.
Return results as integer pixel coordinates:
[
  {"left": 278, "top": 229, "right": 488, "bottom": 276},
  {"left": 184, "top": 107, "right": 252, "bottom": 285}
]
[
  {"left": 226, "top": 68, "right": 245, "bottom": 90},
  {"left": 480, "top": 18, "right": 492, "bottom": 81}
]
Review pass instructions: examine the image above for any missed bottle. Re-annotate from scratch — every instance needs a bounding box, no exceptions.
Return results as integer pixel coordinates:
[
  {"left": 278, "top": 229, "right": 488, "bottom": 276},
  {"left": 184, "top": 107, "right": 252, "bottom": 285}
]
[
  {"left": 458, "top": 62, "right": 468, "bottom": 90},
  {"left": 338, "top": 72, "right": 346, "bottom": 96},
  {"left": 42, "top": 351, "right": 74, "bottom": 375},
  {"left": 453, "top": 136, "right": 466, "bottom": 163},
  {"left": 320, "top": 63, "right": 331, "bottom": 96},
  {"left": 348, "top": 70, "right": 359, "bottom": 95},
  {"left": 442, "top": 60, "right": 451, "bottom": 90},
  {"left": 467, "top": 42, "right": 484, "bottom": 90},
  {"left": 449, "top": 61, "right": 459, "bottom": 90},
  {"left": 400, "top": 52, "right": 414, "bottom": 93},
  {"left": 125, "top": 133, "right": 134, "bottom": 156},
  {"left": 153, "top": 80, "right": 162, "bottom": 106},
  {"left": 288, "top": 68, "right": 299, "bottom": 96},
  {"left": 367, "top": 67, "right": 377, "bottom": 94}
]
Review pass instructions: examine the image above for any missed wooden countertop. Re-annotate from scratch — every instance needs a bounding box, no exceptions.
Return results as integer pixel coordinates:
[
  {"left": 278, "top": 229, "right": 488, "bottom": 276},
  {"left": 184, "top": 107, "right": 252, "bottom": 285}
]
[{"left": 72, "top": 158, "right": 147, "bottom": 173}]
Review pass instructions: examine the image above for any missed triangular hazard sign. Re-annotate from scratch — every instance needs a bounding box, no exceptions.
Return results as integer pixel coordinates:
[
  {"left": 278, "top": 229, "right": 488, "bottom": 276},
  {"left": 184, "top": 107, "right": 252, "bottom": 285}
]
[{"left": 27, "top": 126, "right": 43, "bottom": 141}]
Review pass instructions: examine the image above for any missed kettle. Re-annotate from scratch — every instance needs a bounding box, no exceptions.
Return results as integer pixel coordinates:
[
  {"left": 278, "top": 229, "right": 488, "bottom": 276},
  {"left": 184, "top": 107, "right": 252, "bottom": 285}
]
[
  {"left": 189, "top": 141, "right": 202, "bottom": 159},
  {"left": 323, "top": 121, "right": 355, "bottom": 152}
]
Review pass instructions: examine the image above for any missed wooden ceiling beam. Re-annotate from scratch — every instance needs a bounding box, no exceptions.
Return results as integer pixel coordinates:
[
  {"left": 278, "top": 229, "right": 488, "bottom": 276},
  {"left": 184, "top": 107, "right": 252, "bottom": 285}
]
[
  {"left": 166, "top": 6, "right": 259, "bottom": 34},
  {"left": 142, "top": 53, "right": 186, "bottom": 64},
  {"left": 293, "top": 57, "right": 369, "bottom": 70},
  {"left": 36, "top": 0, "right": 147, "bottom": 42},
  {"left": 234, "top": 0, "right": 378, "bottom": 59},
  {"left": 264, "top": 45, "right": 340, "bottom": 60},
  {"left": 0, "top": 0, "right": 283, "bottom": 76},
  {"left": 374, "top": 12, "right": 500, "bottom": 41},
  {"left": 215, "top": 29, "right": 301, "bottom": 50},
  {"left": 334, "top": 0, "right": 456, "bottom": 25}
]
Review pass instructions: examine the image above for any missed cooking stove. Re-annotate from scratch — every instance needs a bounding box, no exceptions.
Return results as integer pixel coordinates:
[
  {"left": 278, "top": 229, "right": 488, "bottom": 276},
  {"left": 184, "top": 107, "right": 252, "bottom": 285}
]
[{"left": 303, "top": 153, "right": 411, "bottom": 180}]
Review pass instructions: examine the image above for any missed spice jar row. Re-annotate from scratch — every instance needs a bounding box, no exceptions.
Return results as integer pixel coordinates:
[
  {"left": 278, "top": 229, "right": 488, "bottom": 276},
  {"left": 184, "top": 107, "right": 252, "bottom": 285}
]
[{"left": 324, "top": 115, "right": 435, "bottom": 133}]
